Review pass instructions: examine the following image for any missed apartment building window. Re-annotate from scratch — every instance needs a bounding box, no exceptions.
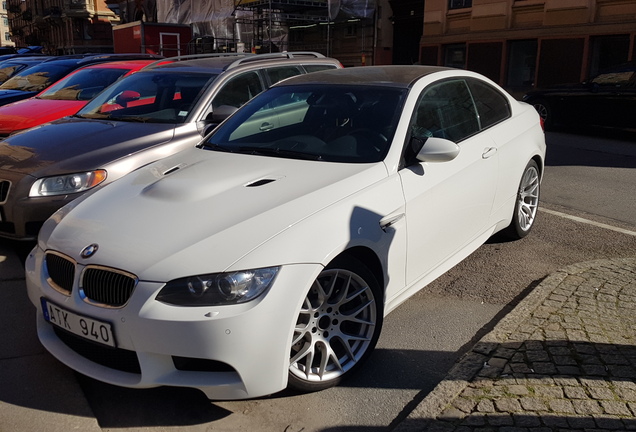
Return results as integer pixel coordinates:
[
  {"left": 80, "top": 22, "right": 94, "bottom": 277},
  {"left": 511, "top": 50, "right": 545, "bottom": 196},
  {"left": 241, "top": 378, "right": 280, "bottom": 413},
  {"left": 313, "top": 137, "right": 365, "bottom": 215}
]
[
  {"left": 2, "top": 2, "right": 6, "bottom": 11},
  {"left": 3, "top": 16, "right": 8, "bottom": 26},
  {"left": 4, "top": 32, "right": 10, "bottom": 42},
  {"left": 444, "top": 44, "right": 466, "bottom": 68},
  {"left": 449, "top": 0, "right": 472, "bottom": 9}
]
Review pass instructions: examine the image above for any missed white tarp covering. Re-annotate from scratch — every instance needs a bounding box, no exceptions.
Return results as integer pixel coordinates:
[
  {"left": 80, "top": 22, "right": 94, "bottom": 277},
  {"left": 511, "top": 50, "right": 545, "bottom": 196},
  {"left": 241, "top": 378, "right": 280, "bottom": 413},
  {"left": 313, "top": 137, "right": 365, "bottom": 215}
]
[{"left": 156, "top": 0, "right": 375, "bottom": 50}]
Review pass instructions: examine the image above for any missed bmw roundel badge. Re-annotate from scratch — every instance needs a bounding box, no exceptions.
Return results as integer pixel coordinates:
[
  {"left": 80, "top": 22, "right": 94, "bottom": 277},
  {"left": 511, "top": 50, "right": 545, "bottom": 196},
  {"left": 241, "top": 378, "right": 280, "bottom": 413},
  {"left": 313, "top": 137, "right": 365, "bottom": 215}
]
[{"left": 81, "top": 244, "right": 99, "bottom": 259}]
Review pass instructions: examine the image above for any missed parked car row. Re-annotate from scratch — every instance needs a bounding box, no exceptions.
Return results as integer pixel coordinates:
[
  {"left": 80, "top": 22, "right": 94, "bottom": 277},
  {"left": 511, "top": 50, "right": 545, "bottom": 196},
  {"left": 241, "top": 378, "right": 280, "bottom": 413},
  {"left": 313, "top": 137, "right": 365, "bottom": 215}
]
[
  {"left": 0, "top": 51, "right": 342, "bottom": 240},
  {"left": 1, "top": 53, "right": 546, "bottom": 400}
]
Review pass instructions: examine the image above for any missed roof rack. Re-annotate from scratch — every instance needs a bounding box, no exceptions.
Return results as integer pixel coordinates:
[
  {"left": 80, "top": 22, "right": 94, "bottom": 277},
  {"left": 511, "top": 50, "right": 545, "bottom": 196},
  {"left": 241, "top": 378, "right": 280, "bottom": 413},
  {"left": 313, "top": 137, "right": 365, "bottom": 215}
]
[
  {"left": 143, "top": 51, "right": 327, "bottom": 71},
  {"left": 144, "top": 52, "right": 254, "bottom": 69},
  {"left": 225, "top": 51, "right": 326, "bottom": 70}
]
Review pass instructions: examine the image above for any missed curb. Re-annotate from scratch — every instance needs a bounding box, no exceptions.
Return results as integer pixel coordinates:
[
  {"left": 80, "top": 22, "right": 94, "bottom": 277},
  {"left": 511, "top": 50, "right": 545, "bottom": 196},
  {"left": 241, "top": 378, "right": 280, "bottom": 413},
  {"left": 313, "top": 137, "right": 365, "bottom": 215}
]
[{"left": 393, "top": 257, "right": 636, "bottom": 431}]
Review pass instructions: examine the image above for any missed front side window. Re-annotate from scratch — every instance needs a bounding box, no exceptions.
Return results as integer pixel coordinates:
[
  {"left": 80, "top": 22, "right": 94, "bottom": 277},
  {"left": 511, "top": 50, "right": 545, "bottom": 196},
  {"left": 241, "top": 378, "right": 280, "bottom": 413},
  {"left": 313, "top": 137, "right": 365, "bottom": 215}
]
[
  {"left": 411, "top": 79, "right": 479, "bottom": 143},
  {"left": 77, "top": 71, "right": 215, "bottom": 124},
  {"left": 212, "top": 71, "right": 264, "bottom": 111},
  {"left": 203, "top": 84, "right": 406, "bottom": 163}
]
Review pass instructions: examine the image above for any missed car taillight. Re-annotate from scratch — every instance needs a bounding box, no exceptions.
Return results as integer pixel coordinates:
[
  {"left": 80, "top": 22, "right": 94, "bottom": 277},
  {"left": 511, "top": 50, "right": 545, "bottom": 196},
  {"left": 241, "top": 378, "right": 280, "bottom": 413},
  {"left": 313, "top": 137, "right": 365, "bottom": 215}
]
[{"left": 539, "top": 117, "right": 545, "bottom": 131}]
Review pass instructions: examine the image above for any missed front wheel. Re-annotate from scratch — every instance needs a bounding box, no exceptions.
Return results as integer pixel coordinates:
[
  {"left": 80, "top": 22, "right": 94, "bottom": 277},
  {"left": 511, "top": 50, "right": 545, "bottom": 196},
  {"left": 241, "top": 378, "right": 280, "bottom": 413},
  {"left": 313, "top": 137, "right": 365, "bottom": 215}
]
[
  {"left": 504, "top": 160, "right": 540, "bottom": 240},
  {"left": 532, "top": 99, "right": 552, "bottom": 129},
  {"left": 288, "top": 255, "right": 383, "bottom": 392}
]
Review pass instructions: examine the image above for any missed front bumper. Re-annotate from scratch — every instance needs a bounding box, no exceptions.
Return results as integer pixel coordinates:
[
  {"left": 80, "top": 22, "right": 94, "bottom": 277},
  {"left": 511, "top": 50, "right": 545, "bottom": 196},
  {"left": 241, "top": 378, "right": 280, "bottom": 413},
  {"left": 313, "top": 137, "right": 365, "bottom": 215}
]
[
  {"left": 0, "top": 173, "right": 75, "bottom": 241},
  {"left": 25, "top": 246, "right": 320, "bottom": 400}
]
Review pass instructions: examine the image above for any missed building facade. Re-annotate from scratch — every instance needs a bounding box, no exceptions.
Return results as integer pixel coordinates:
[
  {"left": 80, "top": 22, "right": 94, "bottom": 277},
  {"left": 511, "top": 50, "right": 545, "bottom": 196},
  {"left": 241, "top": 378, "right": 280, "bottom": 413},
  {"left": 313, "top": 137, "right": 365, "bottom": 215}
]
[
  {"left": 2, "top": 0, "right": 16, "bottom": 48},
  {"left": 8, "top": 0, "right": 119, "bottom": 54},
  {"left": 420, "top": 0, "right": 636, "bottom": 93}
]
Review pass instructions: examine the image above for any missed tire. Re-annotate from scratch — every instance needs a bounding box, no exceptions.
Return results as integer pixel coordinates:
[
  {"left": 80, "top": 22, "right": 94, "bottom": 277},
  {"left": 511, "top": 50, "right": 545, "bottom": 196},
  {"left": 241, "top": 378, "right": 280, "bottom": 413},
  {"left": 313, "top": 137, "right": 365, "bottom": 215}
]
[
  {"left": 532, "top": 99, "right": 552, "bottom": 129},
  {"left": 504, "top": 160, "right": 540, "bottom": 240},
  {"left": 288, "top": 255, "right": 383, "bottom": 392}
]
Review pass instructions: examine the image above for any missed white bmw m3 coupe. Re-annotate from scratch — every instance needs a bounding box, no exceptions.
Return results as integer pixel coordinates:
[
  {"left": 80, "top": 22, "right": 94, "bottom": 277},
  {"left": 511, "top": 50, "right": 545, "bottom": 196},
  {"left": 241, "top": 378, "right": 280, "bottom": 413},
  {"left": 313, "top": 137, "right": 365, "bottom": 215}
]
[{"left": 26, "top": 66, "right": 546, "bottom": 400}]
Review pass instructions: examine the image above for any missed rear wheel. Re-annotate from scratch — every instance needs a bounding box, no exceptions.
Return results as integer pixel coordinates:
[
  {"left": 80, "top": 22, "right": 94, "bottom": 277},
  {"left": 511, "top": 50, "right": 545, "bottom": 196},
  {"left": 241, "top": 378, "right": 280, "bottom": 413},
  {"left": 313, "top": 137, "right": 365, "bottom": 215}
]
[
  {"left": 288, "top": 255, "right": 383, "bottom": 392},
  {"left": 504, "top": 160, "right": 540, "bottom": 239}
]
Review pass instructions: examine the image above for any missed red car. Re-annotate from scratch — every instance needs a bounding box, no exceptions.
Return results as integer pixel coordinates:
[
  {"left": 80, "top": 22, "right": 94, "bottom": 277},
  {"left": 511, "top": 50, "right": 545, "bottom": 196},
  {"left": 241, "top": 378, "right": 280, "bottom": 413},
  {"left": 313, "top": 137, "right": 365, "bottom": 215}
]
[{"left": 0, "top": 59, "right": 159, "bottom": 137}]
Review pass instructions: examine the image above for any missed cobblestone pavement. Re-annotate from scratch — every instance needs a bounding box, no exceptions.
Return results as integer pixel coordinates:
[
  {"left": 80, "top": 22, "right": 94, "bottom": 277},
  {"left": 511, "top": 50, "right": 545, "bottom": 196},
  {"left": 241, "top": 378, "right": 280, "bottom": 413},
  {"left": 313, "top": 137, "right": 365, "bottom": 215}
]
[{"left": 395, "top": 258, "right": 636, "bottom": 432}]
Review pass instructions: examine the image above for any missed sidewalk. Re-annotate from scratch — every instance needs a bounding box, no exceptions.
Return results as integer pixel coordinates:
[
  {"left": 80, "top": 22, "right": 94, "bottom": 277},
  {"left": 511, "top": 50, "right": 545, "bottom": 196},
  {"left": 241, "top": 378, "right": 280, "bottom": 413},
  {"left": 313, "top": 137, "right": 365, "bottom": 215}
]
[{"left": 395, "top": 258, "right": 636, "bottom": 431}]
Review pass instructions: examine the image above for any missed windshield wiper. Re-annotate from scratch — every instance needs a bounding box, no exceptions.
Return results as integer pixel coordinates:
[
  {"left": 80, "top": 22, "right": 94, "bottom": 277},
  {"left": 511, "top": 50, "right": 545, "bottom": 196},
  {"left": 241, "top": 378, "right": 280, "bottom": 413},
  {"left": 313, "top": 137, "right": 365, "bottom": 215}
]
[
  {"left": 237, "top": 146, "right": 322, "bottom": 161},
  {"left": 198, "top": 142, "right": 235, "bottom": 152},
  {"left": 73, "top": 113, "right": 112, "bottom": 120}
]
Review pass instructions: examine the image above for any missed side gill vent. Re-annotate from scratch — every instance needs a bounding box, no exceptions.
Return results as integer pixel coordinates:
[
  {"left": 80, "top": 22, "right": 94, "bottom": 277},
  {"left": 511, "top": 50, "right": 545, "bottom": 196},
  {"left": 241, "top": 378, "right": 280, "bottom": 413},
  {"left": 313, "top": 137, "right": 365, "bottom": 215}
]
[{"left": 246, "top": 179, "right": 276, "bottom": 187}]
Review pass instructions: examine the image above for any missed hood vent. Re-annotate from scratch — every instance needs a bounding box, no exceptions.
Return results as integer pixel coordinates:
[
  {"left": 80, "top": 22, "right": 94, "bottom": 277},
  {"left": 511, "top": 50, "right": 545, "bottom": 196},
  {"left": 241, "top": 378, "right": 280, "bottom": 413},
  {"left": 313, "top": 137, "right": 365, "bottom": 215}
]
[{"left": 246, "top": 178, "right": 276, "bottom": 187}]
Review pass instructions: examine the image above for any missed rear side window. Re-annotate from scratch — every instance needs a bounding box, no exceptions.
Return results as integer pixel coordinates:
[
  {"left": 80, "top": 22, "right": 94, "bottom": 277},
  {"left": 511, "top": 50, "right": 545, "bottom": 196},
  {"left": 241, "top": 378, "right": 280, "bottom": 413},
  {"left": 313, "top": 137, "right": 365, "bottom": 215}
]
[
  {"left": 303, "top": 64, "right": 339, "bottom": 73},
  {"left": 467, "top": 78, "right": 511, "bottom": 129},
  {"left": 264, "top": 66, "right": 303, "bottom": 86}
]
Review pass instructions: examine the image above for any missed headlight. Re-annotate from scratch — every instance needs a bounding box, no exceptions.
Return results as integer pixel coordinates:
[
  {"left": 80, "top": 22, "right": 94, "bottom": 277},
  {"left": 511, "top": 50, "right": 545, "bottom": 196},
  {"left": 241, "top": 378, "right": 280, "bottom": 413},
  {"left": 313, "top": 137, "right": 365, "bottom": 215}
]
[
  {"left": 156, "top": 267, "right": 280, "bottom": 306},
  {"left": 29, "top": 170, "right": 107, "bottom": 197}
]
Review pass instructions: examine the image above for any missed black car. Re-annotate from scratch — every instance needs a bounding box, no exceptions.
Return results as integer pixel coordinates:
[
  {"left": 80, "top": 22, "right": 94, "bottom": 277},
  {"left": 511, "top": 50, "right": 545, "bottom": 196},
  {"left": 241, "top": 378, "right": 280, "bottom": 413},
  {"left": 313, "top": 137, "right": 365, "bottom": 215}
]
[
  {"left": 0, "top": 55, "right": 53, "bottom": 85},
  {"left": 0, "top": 53, "right": 162, "bottom": 106},
  {"left": 523, "top": 62, "right": 635, "bottom": 134}
]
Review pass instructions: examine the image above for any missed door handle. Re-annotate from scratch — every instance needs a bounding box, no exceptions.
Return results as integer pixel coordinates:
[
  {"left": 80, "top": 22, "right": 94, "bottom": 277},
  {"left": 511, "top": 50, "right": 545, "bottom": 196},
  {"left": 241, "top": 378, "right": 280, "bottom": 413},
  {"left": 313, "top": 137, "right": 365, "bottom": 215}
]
[
  {"left": 482, "top": 147, "right": 497, "bottom": 159},
  {"left": 259, "top": 122, "right": 274, "bottom": 131}
]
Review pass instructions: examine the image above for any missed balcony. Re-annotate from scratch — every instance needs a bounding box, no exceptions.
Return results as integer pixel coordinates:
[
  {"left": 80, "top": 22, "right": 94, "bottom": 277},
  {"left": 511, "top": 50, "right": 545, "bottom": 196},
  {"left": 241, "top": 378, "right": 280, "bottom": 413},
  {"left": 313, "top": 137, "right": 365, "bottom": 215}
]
[{"left": 64, "top": 0, "right": 95, "bottom": 18}]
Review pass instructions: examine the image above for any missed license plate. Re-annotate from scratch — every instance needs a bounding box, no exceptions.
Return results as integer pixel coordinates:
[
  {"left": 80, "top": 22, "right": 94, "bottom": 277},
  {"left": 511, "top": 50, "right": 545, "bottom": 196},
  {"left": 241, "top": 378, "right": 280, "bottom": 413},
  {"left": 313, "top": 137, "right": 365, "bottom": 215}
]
[{"left": 41, "top": 298, "right": 116, "bottom": 348}]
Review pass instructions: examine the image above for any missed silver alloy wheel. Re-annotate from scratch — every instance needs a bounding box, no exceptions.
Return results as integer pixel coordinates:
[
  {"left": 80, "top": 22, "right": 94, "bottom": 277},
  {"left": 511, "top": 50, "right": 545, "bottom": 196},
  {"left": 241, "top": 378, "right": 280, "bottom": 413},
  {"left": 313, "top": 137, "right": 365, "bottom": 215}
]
[
  {"left": 289, "top": 268, "right": 377, "bottom": 384},
  {"left": 517, "top": 164, "right": 540, "bottom": 232}
]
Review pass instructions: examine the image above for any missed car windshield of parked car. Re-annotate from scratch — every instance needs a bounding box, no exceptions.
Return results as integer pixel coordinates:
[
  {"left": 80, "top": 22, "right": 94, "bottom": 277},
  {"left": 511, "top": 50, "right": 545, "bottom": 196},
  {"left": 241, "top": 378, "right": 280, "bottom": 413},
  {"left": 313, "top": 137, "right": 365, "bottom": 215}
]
[
  {"left": 202, "top": 84, "right": 406, "bottom": 163},
  {"left": 590, "top": 70, "right": 635, "bottom": 87},
  {"left": 0, "top": 64, "right": 72, "bottom": 92},
  {"left": 38, "top": 67, "right": 132, "bottom": 101},
  {"left": 0, "top": 64, "right": 20, "bottom": 84},
  {"left": 75, "top": 71, "right": 216, "bottom": 124}
]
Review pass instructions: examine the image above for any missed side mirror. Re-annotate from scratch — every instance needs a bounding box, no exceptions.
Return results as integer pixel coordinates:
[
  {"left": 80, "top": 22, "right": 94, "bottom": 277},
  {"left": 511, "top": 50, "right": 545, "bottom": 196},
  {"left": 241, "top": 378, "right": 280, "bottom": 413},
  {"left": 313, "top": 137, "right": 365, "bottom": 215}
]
[
  {"left": 415, "top": 137, "right": 460, "bottom": 163},
  {"left": 115, "top": 90, "right": 140, "bottom": 107},
  {"left": 209, "top": 105, "right": 238, "bottom": 124}
]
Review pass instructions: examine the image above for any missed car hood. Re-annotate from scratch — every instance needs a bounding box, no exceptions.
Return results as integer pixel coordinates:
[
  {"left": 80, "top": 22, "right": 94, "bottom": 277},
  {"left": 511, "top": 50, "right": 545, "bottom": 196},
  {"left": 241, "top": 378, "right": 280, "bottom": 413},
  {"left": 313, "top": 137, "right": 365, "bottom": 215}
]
[
  {"left": 42, "top": 148, "right": 388, "bottom": 281},
  {"left": 0, "top": 89, "right": 36, "bottom": 105},
  {"left": 0, "top": 98, "right": 84, "bottom": 133},
  {"left": 0, "top": 118, "right": 177, "bottom": 176}
]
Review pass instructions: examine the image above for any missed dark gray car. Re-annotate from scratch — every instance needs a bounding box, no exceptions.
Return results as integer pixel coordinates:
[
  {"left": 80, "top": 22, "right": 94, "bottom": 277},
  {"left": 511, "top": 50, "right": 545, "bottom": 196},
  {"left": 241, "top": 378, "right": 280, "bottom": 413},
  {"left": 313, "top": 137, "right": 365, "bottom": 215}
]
[{"left": 0, "top": 52, "right": 342, "bottom": 240}]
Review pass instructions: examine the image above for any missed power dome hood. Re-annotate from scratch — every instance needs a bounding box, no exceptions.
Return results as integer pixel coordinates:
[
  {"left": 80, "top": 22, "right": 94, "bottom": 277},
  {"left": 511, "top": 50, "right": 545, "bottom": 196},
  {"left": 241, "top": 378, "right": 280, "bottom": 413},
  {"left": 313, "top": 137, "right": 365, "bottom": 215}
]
[{"left": 42, "top": 147, "right": 387, "bottom": 282}]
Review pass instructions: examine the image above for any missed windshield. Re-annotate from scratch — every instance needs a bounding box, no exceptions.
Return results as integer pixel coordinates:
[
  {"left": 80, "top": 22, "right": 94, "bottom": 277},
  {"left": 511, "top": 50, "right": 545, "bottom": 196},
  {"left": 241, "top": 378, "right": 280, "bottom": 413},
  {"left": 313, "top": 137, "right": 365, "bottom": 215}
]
[
  {"left": 0, "top": 64, "right": 20, "bottom": 84},
  {"left": 203, "top": 84, "right": 406, "bottom": 163},
  {"left": 591, "top": 71, "right": 635, "bottom": 87},
  {"left": 76, "top": 71, "right": 217, "bottom": 124},
  {"left": 38, "top": 67, "right": 131, "bottom": 101},
  {"left": 0, "top": 64, "right": 72, "bottom": 92}
]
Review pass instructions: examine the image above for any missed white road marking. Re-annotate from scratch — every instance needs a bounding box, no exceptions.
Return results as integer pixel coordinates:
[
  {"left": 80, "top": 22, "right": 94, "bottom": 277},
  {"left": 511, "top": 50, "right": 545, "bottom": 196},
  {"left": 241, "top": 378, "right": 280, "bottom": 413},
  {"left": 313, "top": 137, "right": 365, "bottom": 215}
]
[{"left": 540, "top": 208, "right": 636, "bottom": 237}]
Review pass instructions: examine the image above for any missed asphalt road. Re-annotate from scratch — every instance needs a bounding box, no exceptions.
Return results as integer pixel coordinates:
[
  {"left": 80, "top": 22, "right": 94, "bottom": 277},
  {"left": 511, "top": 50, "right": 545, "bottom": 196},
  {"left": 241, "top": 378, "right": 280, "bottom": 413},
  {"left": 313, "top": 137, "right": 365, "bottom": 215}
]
[{"left": 1, "top": 132, "right": 635, "bottom": 432}]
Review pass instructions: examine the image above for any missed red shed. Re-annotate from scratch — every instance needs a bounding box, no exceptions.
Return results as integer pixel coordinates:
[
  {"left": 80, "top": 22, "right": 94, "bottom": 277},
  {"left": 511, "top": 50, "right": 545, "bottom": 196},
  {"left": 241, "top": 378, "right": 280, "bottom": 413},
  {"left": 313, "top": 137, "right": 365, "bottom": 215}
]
[{"left": 113, "top": 21, "right": 192, "bottom": 57}]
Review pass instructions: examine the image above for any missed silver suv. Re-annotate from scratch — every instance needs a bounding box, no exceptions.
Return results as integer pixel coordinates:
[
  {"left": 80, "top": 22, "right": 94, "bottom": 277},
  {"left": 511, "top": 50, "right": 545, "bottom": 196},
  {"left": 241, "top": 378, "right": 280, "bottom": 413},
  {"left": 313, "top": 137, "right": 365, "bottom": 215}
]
[{"left": 0, "top": 52, "right": 342, "bottom": 240}]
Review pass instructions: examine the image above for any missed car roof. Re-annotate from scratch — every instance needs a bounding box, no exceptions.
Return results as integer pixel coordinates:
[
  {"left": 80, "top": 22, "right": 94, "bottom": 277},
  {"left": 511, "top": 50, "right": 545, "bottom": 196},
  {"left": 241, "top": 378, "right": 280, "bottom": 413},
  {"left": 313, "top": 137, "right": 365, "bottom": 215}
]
[
  {"left": 0, "top": 56, "right": 54, "bottom": 65},
  {"left": 76, "top": 59, "right": 159, "bottom": 70},
  {"left": 37, "top": 53, "right": 162, "bottom": 68},
  {"left": 143, "top": 52, "right": 340, "bottom": 75},
  {"left": 273, "top": 65, "right": 454, "bottom": 88}
]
